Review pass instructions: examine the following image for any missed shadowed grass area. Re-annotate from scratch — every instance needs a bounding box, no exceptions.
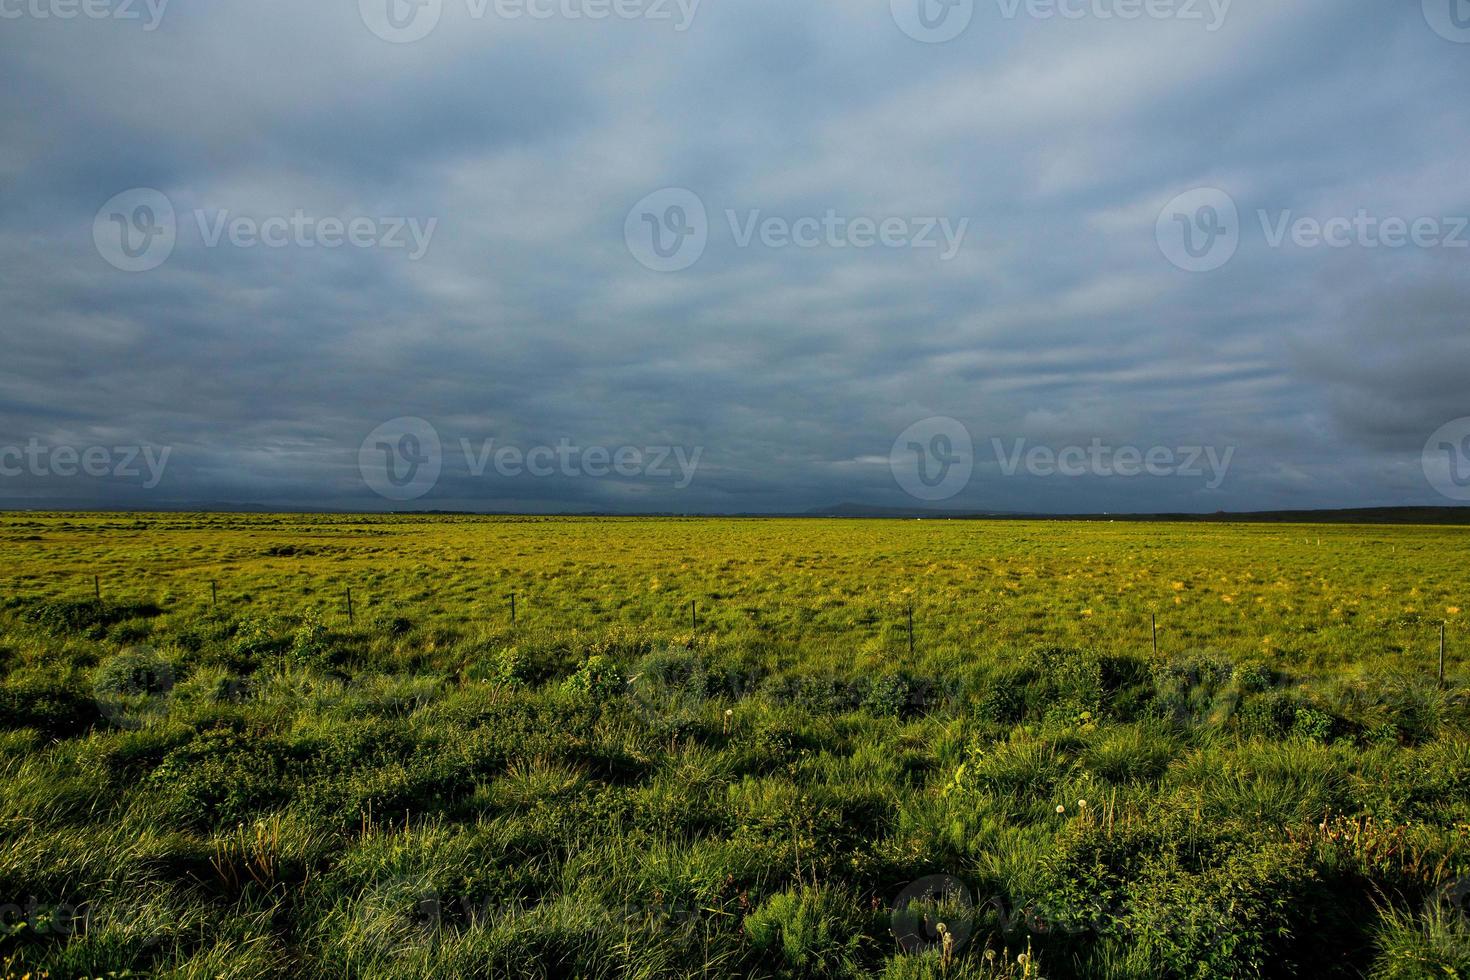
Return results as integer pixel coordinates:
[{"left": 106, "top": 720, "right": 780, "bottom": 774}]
[{"left": 0, "top": 512, "right": 1467, "bottom": 977}]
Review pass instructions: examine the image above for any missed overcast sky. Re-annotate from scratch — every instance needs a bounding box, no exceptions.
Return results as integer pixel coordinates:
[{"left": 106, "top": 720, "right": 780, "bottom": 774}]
[{"left": 2, "top": 0, "right": 1468, "bottom": 513}]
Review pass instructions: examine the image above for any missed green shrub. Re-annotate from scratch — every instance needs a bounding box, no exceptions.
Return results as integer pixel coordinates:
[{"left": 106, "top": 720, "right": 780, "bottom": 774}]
[
  {"left": 289, "top": 612, "right": 332, "bottom": 669},
  {"left": 978, "top": 670, "right": 1033, "bottom": 725},
  {"left": 148, "top": 728, "right": 296, "bottom": 826},
  {"left": 1083, "top": 725, "right": 1175, "bottom": 784},
  {"left": 20, "top": 597, "right": 160, "bottom": 638},
  {"left": 93, "top": 648, "right": 174, "bottom": 699},
  {"left": 231, "top": 617, "right": 284, "bottom": 660},
  {"left": 560, "top": 655, "right": 625, "bottom": 701},
  {"left": 471, "top": 647, "right": 528, "bottom": 688},
  {"left": 744, "top": 886, "right": 866, "bottom": 977},
  {"left": 372, "top": 613, "right": 414, "bottom": 637},
  {"left": 863, "top": 674, "right": 914, "bottom": 717},
  {"left": 0, "top": 679, "right": 101, "bottom": 737},
  {"left": 1114, "top": 843, "right": 1316, "bottom": 978},
  {"left": 1152, "top": 656, "right": 1238, "bottom": 730},
  {"left": 969, "top": 737, "right": 1071, "bottom": 803},
  {"left": 1237, "top": 690, "right": 1299, "bottom": 739},
  {"left": 1370, "top": 903, "right": 1470, "bottom": 979},
  {"left": 1291, "top": 704, "right": 1335, "bottom": 743}
]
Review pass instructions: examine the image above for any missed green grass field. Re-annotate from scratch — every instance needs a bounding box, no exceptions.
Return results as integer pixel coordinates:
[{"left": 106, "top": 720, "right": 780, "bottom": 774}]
[{"left": 2, "top": 513, "right": 1467, "bottom": 978}]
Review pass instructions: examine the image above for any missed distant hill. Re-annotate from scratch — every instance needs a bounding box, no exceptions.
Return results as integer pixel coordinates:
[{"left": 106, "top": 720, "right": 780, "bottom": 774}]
[
  {"left": 806, "top": 503, "right": 1470, "bottom": 525},
  {"left": 5, "top": 502, "right": 1470, "bottom": 524}
]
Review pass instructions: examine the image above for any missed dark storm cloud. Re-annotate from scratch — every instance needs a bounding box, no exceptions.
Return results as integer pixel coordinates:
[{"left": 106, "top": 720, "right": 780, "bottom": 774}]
[{"left": 1, "top": 0, "right": 1468, "bottom": 513}]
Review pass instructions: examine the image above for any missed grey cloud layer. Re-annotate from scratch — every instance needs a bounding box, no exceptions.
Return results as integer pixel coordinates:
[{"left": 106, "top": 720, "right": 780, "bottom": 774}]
[{"left": 1, "top": 0, "right": 1467, "bottom": 512}]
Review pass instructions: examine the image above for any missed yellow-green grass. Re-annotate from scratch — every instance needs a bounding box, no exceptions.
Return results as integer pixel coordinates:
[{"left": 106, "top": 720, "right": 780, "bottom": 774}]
[
  {"left": 0, "top": 513, "right": 1467, "bottom": 979},
  {"left": 2, "top": 513, "right": 1464, "bottom": 675}
]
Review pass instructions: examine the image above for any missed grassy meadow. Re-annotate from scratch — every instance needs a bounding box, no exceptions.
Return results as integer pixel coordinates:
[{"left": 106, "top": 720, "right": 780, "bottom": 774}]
[{"left": 1, "top": 512, "right": 1468, "bottom": 977}]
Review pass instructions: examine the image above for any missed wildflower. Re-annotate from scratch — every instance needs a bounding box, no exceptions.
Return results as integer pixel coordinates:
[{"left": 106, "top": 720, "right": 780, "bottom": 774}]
[
  {"left": 1449, "top": 607, "right": 1461, "bottom": 616},
  {"left": 1077, "top": 799, "right": 1088, "bottom": 808},
  {"left": 1056, "top": 804, "right": 1066, "bottom": 814}
]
